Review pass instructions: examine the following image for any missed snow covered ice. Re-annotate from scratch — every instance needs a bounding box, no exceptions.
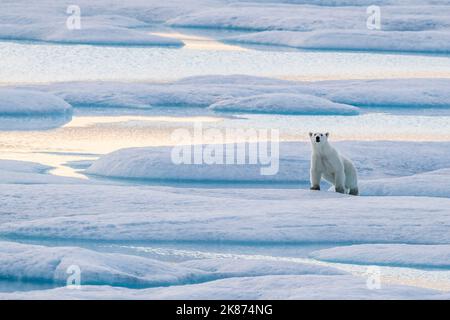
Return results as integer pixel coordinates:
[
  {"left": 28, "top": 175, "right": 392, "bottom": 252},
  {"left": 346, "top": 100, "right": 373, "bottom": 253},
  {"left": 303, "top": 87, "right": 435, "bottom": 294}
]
[
  {"left": 0, "top": 89, "right": 72, "bottom": 116},
  {"left": 1, "top": 0, "right": 450, "bottom": 300}
]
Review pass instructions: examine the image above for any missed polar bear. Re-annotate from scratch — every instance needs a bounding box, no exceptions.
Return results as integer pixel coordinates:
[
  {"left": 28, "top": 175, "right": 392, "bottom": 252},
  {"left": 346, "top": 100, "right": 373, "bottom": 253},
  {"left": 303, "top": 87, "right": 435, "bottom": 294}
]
[{"left": 309, "top": 132, "right": 358, "bottom": 195}]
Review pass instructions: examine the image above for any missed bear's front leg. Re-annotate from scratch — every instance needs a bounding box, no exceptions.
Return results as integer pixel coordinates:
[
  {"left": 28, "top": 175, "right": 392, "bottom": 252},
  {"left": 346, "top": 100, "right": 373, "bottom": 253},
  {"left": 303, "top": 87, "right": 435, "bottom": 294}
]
[
  {"left": 334, "top": 170, "right": 346, "bottom": 194},
  {"left": 310, "top": 168, "right": 321, "bottom": 191}
]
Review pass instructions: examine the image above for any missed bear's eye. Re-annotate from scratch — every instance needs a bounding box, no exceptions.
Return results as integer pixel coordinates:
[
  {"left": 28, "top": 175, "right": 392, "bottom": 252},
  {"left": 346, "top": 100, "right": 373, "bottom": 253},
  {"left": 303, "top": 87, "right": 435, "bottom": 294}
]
[{"left": 320, "top": 134, "right": 323, "bottom": 136}]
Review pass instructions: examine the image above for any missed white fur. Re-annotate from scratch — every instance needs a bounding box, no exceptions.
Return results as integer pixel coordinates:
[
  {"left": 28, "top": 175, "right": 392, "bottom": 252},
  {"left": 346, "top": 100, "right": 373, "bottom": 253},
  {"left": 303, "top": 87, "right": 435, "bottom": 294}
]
[{"left": 309, "top": 132, "right": 358, "bottom": 195}]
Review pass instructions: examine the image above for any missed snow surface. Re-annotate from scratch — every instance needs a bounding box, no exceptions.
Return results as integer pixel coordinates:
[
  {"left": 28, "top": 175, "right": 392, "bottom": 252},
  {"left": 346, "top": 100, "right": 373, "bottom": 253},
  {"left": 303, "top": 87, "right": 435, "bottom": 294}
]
[
  {"left": 0, "top": 160, "right": 92, "bottom": 185},
  {"left": 311, "top": 244, "right": 450, "bottom": 268},
  {"left": 0, "top": 90, "right": 72, "bottom": 116},
  {"left": 0, "top": 274, "right": 444, "bottom": 300},
  {"left": 167, "top": 3, "right": 450, "bottom": 53},
  {"left": 2, "top": 0, "right": 450, "bottom": 299},
  {"left": 208, "top": 93, "right": 360, "bottom": 115},
  {"left": 1, "top": 185, "right": 449, "bottom": 244},
  {"left": 2, "top": 1, "right": 450, "bottom": 52},
  {"left": 0, "top": 241, "right": 346, "bottom": 289},
  {"left": 19, "top": 76, "right": 450, "bottom": 112},
  {"left": 180, "top": 258, "right": 345, "bottom": 277},
  {"left": 167, "top": 4, "right": 450, "bottom": 33},
  {"left": 0, "top": 1, "right": 196, "bottom": 46},
  {"left": 312, "top": 78, "right": 450, "bottom": 108},
  {"left": 227, "top": 30, "right": 450, "bottom": 54},
  {"left": 0, "top": 241, "right": 206, "bottom": 287},
  {"left": 1, "top": 135, "right": 450, "bottom": 298},
  {"left": 0, "top": 160, "right": 50, "bottom": 174},
  {"left": 360, "top": 169, "right": 450, "bottom": 198},
  {"left": 86, "top": 141, "right": 450, "bottom": 183}
]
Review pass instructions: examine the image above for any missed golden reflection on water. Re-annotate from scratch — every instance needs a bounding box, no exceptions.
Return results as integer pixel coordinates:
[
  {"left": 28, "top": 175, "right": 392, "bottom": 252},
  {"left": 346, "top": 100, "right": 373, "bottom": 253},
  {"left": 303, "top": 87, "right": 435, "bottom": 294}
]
[
  {"left": 1, "top": 113, "right": 450, "bottom": 179},
  {"left": 0, "top": 116, "right": 224, "bottom": 178}
]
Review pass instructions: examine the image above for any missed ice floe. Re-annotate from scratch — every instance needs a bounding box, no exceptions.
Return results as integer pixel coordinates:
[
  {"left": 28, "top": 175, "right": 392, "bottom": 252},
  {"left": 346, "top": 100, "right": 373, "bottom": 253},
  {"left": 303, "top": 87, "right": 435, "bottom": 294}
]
[
  {"left": 20, "top": 76, "right": 450, "bottom": 112},
  {"left": 360, "top": 169, "right": 450, "bottom": 197},
  {"left": 2, "top": 1, "right": 450, "bottom": 53},
  {"left": 0, "top": 1, "right": 191, "bottom": 46},
  {"left": 85, "top": 141, "right": 450, "bottom": 183},
  {"left": 0, "top": 241, "right": 205, "bottom": 287},
  {"left": 0, "top": 160, "right": 92, "bottom": 185},
  {"left": 1, "top": 186, "right": 449, "bottom": 244},
  {"left": 311, "top": 244, "right": 450, "bottom": 268},
  {"left": 227, "top": 30, "right": 450, "bottom": 54},
  {"left": 0, "top": 89, "right": 72, "bottom": 116},
  {"left": 208, "top": 93, "right": 360, "bottom": 115},
  {"left": 0, "top": 241, "right": 347, "bottom": 289},
  {"left": 0, "top": 274, "right": 443, "bottom": 300}
]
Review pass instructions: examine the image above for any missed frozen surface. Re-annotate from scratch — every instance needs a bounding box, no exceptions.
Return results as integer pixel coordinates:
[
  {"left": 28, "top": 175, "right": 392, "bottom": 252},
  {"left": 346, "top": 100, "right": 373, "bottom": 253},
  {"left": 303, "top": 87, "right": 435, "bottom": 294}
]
[
  {"left": 0, "top": 241, "right": 348, "bottom": 289},
  {"left": 0, "top": 89, "right": 72, "bottom": 116},
  {"left": 2, "top": 0, "right": 450, "bottom": 299},
  {"left": 208, "top": 93, "right": 360, "bottom": 115},
  {"left": 168, "top": 3, "right": 450, "bottom": 33},
  {"left": 180, "top": 258, "right": 344, "bottom": 277},
  {"left": 0, "top": 241, "right": 206, "bottom": 288},
  {"left": 0, "top": 274, "right": 443, "bottom": 300},
  {"left": 311, "top": 244, "right": 450, "bottom": 268},
  {"left": 167, "top": 3, "right": 450, "bottom": 53},
  {"left": 1, "top": 185, "right": 450, "bottom": 244},
  {"left": 0, "top": 0, "right": 199, "bottom": 46},
  {"left": 0, "top": 160, "right": 50, "bottom": 174},
  {"left": 86, "top": 141, "right": 450, "bottom": 183},
  {"left": 20, "top": 76, "right": 450, "bottom": 112},
  {"left": 360, "top": 169, "right": 450, "bottom": 197},
  {"left": 314, "top": 78, "right": 450, "bottom": 109},
  {"left": 228, "top": 30, "right": 450, "bottom": 54}
]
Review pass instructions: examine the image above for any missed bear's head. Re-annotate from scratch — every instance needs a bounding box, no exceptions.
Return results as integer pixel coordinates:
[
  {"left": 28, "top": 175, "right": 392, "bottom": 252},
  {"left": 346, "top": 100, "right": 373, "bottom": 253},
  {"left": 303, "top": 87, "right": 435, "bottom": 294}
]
[{"left": 309, "top": 132, "right": 329, "bottom": 145}]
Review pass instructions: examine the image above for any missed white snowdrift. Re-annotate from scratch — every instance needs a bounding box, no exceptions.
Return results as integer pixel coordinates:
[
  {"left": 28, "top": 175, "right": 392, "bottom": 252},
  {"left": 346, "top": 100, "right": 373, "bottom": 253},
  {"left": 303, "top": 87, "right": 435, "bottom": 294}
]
[
  {"left": 313, "top": 78, "right": 450, "bottom": 108},
  {"left": 0, "top": 241, "right": 204, "bottom": 287},
  {"left": 208, "top": 93, "right": 360, "bottom": 115},
  {"left": 228, "top": 30, "right": 450, "bottom": 54},
  {"left": 0, "top": 115, "right": 72, "bottom": 131},
  {"left": 0, "top": 274, "right": 443, "bottom": 300},
  {"left": 27, "top": 76, "right": 306, "bottom": 109},
  {"left": 1, "top": 187, "right": 450, "bottom": 244},
  {"left": 168, "top": 3, "right": 450, "bottom": 53},
  {"left": 23, "top": 76, "right": 450, "bottom": 111},
  {"left": 167, "top": 4, "right": 450, "bottom": 33},
  {"left": 0, "top": 241, "right": 346, "bottom": 288},
  {"left": 0, "top": 90, "right": 72, "bottom": 116},
  {"left": 85, "top": 141, "right": 450, "bottom": 183},
  {"left": 86, "top": 144, "right": 303, "bottom": 183},
  {"left": 3, "top": 1, "right": 450, "bottom": 53},
  {"left": 46, "top": 26, "right": 183, "bottom": 47},
  {"left": 0, "top": 160, "right": 50, "bottom": 174},
  {"left": 180, "top": 258, "right": 344, "bottom": 277},
  {"left": 360, "top": 169, "right": 450, "bottom": 198},
  {"left": 0, "top": 1, "right": 189, "bottom": 46},
  {"left": 311, "top": 244, "right": 450, "bottom": 268}
]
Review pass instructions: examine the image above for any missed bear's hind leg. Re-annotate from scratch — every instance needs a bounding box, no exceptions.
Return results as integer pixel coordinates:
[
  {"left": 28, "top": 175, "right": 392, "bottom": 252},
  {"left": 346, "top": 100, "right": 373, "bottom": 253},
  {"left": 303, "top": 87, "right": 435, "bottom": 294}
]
[
  {"left": 349, "top": 187, "right": 359, "bottom": 196},
  {"left": 334, "top": 170, "right": 346, "bottom": 194}
]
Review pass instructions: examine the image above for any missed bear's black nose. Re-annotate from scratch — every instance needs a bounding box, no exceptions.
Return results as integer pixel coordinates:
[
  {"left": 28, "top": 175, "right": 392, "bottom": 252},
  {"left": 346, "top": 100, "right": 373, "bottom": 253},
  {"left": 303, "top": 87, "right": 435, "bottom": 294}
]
[{"left": 316, "top": 136, "right": 320, "bottom": 142}]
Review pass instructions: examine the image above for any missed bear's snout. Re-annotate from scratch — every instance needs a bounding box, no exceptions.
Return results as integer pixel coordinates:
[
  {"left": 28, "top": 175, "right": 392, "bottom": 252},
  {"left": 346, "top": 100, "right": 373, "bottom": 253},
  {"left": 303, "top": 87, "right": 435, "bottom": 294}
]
[{"left": 315, "top": 136, "right": 321, "bottom": 143}]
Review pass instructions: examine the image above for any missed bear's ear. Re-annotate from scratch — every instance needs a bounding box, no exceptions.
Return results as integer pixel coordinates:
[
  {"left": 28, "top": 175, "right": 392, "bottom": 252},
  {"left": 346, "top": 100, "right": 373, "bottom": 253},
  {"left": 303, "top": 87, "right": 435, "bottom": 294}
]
[
  {"left": 309, "top": 132, "right": 313, "bottom": 137},
  {"left": 325, "top": 132, "right": 329, "bottom": 137}
]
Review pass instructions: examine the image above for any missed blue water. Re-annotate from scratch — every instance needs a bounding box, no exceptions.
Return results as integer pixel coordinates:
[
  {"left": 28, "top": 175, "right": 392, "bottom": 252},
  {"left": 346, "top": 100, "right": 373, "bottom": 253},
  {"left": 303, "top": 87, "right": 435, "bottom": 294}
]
[{"left": 1, "top": 32, "right": 450, "bottom": 84}]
